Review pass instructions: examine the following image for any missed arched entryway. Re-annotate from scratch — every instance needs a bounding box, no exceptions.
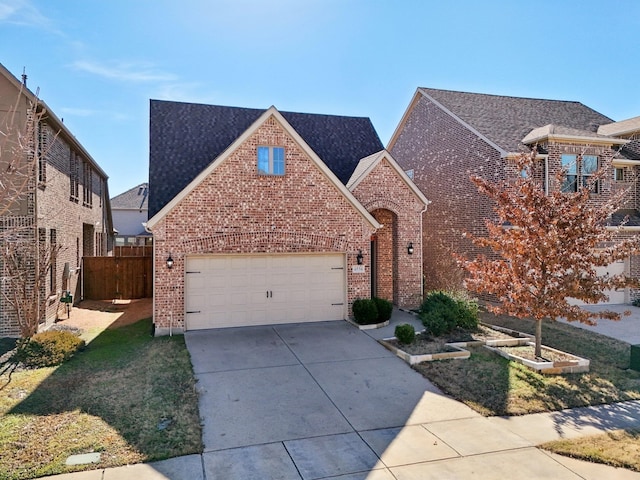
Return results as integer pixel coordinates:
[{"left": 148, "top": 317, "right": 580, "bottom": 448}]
[{"left": 370, "top": 208, "right": 398, "bottom": 304}]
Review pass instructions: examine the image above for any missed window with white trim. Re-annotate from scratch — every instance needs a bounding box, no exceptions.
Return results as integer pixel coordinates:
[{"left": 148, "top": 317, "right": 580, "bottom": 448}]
[
  {"left": 614, "top": 167, "right": 625, "bottom": 182},
  {"left": 561, "top": 154, "right": 599, "bottom": 193},
  {"left": 257, "top": 146, "right": 285, "bottom": 175}
]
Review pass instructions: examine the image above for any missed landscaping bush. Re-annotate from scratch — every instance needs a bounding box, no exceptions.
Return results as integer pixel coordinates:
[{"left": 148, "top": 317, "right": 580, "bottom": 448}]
[
  {"left": 419, "top": 290, "right": 479, "bottom": 336},
  {"left": 395, "top": 324, "right": 416, "bottom": 345},
  {"left": 373, "top": 297, "right": 393, "bottom": 322},
  {"left": 420, "top": 303, "right": 456, "bottom": 336},
  {"left": 453, "top": 292, "right": 479, "bottom": 331},
  {"left": 352, "top": 298, "right": 379, "bottom": 325},
  {"left": 15, "top": 330, "right": 85, "bottom": 368}
]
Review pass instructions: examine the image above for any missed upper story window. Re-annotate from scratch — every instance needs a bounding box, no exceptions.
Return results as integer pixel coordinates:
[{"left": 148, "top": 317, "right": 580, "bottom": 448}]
[
  {"left": 257, "top": 146, "right": 285, "bottom": 175},
  {"left": 70, "top": 151, "right": 79, "bottom": 202},
  {"left": 83, "top": 161, "right": 93, "bottom": 208},
  {"left": 614, "top": 167, "right": 625, "bottom": 182},
  {"left": 37, "top": 122, "right": 47, "bottom": 185},
  {"left": 561, "top": 154, "right": 599, "bottom": 193}
]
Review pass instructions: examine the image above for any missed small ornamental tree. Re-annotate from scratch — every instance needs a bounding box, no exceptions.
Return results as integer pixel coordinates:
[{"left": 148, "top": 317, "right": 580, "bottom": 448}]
[{"left": 460, "top": 150, "right": 639, "bottom": 358}]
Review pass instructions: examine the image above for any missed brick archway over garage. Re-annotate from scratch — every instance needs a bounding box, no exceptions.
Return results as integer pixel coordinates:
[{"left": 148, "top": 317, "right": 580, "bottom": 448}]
[{"left": 371, "top": 209, "right": 397, "bottom": 304}]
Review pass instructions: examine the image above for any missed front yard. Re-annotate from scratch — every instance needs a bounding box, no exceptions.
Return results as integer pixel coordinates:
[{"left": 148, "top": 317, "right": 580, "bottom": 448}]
[
  {"left": 0, "top": 317, "right": 202, "bottom": 480},
  {"left": 413, "top": 311, "right": 640, "bottom": 417}
]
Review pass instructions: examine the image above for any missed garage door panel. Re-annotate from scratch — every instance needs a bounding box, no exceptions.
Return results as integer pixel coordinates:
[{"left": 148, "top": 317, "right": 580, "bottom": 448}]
[
  {"left": 185, "top": 254, "right": 346, "bottom": 330},
  {"left": 568, "top": 260, "right": 627, "bottom": 306}
]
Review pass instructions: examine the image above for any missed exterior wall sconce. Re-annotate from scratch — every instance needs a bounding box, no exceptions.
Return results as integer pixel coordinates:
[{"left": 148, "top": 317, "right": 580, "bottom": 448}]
[
  {"left": 166, "top": 254, "right": 174, "bottom": 269},
  {"left": 407, "top": 242, "right": 414, "bottom": 255},
  {"left": 356, "top": 250, "right": 363, "bottom": 265}
]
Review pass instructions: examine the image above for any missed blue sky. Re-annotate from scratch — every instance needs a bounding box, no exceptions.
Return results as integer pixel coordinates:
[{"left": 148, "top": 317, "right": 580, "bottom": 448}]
[{"left": 1, "top": 0, "right": 638, "bottom": 197}]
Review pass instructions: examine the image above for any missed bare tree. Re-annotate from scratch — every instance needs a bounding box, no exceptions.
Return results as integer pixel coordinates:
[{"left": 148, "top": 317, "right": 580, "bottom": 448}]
[{"left": 460, "top": 150, "right": 639, "bottom": 357}]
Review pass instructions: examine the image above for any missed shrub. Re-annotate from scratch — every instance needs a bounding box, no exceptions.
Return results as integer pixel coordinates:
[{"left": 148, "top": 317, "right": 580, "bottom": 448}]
[
  {"left": 420, "top": 303, "right": 456, "bottom": 336},
  {"left": 395, "top": 324, "right": 415, "bottom": 345},
  {"left": 352, "top": 298, "right": 379, "bottom": 325},
  {"left": 373, "top": 297, "right": 393, "bottom": 322},
  {"left": 419, "top": 290, "right": 479, "bottom": 336},
  {"left": 455, "top": 293, "right": 479, "bottom": 331},
  {"left": 15, "top": 330, "right": 85, "bottom": 368},
  {"left": 420, "top": 291, "right": 458, "bottom": 335}
]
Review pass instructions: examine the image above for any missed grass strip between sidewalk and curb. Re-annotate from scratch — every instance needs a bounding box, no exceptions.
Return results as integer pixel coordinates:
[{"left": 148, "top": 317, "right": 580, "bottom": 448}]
[
  {"left": 0, "top": 318, "right": 202, "bottom": 480},
  {"left": 541, "top": 428, "right": 640, "bottom": 472}
]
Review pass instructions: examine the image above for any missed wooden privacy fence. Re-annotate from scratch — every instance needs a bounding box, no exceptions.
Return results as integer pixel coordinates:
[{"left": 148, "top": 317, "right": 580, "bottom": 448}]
[
  {"left": 114, "top": 245, "right": 153, "bottom": 257},
  {"left": 83, "top": 256, "right": 153, "bottom": 300}
]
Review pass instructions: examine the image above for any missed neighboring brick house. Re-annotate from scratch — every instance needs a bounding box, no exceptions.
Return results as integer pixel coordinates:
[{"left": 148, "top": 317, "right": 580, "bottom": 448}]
[
  {"left": 388, "top": 87, "right": 640, "bottom": 303},
  {"left": 0, "top": 63, "right": 113, "bottom": 337},
  {"left": 146, "top": 100, "right": 428, "bottom": 335},
  {"left": 111, "top": 182, "right": 152, "bottom": 246}
]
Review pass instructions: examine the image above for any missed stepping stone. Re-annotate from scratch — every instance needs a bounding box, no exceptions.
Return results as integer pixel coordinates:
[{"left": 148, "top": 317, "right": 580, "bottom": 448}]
[{"left": 65, "top": 452, "right": 101, "bottom": 465}]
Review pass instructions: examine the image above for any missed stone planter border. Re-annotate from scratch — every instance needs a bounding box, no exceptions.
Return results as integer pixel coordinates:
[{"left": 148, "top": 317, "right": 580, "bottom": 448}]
[
  {"left": 484, "top": 342, "right": 590, "bottom": 374},
  {"left": 380, "top": 338, "right": 470, "bottom": 365},
  {"left": 346, "top": 318, "right": 390, "bottom": 330}
]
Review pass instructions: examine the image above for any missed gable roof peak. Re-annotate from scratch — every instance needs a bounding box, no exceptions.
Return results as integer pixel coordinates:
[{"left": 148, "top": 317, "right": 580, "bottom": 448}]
[
  {"left": 347, "top": 150, "right": 430, "bottom": 207},
  {"left": 149, "top": 100, "right": 383, "bottom": 217}
]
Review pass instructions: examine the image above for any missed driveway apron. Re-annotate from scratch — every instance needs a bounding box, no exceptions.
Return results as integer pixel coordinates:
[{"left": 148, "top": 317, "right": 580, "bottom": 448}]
[{"left": 185, "top": 320, "right": 482, "bottom": 478}]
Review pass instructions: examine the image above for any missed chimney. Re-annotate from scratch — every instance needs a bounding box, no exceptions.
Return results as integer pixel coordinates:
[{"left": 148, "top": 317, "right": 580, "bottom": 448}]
[{"left": 21, "top": 67, "right": 27, "bottom": 87}]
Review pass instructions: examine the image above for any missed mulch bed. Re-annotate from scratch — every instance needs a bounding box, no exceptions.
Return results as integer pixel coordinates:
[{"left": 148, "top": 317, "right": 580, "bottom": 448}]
[
  {"left": 388, "top": 325, "right": 519, "bottom": 355},
  {"left": 497, "top": 344, "right": 578, "bottom": 363}
]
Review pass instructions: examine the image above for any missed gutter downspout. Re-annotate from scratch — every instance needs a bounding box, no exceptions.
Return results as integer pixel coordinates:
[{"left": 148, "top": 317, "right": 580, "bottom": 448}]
[
  {"left": 419, "top": 201, "right": 430, "bottom": 301},
  {"left": 545, "top": 156, "right": 549, "bottom": 195},
  {"left": 144, "top": 222, "right": 156, "bottom": 336}
]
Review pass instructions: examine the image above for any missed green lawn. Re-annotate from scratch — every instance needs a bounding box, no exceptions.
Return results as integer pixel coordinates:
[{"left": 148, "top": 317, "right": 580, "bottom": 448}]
[
  {"left": 0, "top": 319, "right": 202, "bottom": 480},
  {"left": 413, "top": 311, "right": 640, "bottom": 416}
]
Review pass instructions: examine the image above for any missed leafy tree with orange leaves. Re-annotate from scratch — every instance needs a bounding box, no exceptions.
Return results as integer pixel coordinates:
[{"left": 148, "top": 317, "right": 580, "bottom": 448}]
[{"left": 461, "top": 150, "right": 638, "bottom": 358}]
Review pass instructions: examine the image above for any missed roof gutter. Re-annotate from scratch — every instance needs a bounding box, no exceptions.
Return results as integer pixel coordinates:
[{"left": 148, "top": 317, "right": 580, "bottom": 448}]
[{"left": 523, "top": 134, "right": 628, "bottom": 147}]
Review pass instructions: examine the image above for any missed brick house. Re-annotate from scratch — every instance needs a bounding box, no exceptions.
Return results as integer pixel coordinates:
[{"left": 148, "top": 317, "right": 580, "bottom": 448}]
[
  {"left": 0, "top": 63, "right": 113, "bottom": 337},
  {"left": 111, "top": 182, "right": 152, "bottom": 246},
  {"left": 146, "top": 100, "right": 428, "bottom": 335},
  {"left": 388, "top": 87, "right": 640, "bottom": 303}
]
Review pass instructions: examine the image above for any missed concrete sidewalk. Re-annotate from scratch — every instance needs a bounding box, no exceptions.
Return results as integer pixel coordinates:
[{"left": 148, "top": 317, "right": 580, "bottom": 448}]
[
  {"left": 46, "top": 400, "right": 640, "bottom": 479},
  {"left": 46, "top": 310, "right": 640, "bottom": 480},
  {"left": 559, "top": 304, "right": 640, "bottom": 345}
]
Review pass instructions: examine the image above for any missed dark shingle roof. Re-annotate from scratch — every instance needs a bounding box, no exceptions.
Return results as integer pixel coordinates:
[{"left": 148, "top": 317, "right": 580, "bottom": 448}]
[
  {"left": 419, "top": 88, "right": 614, "bottom": 153},
  {"left": 149, "top": 100, "right": 383, "bottom": 218},
  {"left": 620, "top": 139, "right": 640, "bottom": 160},
  {"left": 609, "top": 210, "right": 640, "bottom": 227},
  {"left": 111, "top": 183, "right": 149, "bottom": 210}
]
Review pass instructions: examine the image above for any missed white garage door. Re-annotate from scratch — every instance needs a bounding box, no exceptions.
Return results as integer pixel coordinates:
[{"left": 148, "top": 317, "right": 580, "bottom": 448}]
[
  {"left": 568, "top": 259, "right": 627, "bottom": 306},
  {"left": 185, "top": 254, "right": 346, "bottom": 330}
]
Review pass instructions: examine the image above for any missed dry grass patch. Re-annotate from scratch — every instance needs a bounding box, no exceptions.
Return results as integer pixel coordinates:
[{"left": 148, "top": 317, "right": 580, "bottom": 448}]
[
  {"left": 412, "top": 311, "right": 640, "bottom": 416},
  {"left": 0, "top": 319, "right": 202, "bottom": 480},
  {"left": 541, "top": 429, "right": 640, "bottom": 472}
]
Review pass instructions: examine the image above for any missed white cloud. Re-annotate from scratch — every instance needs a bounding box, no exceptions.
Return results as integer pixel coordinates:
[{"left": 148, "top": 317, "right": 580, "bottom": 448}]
[
  {"left": 72, "top": 60, "right": 178, "bottom": 83},
  {"left": 0, "top": 0, "right": 54, "bottom": 29}
]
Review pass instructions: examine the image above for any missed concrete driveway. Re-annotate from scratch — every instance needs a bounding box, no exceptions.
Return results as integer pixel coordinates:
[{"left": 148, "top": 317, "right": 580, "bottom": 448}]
[{"left": 183, "top": 319, "right": 618, "bottom": 480}]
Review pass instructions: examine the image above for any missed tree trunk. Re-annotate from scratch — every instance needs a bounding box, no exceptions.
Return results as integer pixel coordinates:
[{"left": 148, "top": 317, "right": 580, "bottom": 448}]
[{"left": 535, "top": 318, "right": 542, "bottom": 358}]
